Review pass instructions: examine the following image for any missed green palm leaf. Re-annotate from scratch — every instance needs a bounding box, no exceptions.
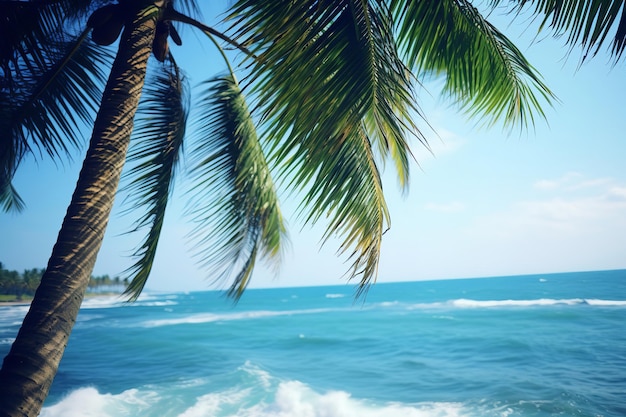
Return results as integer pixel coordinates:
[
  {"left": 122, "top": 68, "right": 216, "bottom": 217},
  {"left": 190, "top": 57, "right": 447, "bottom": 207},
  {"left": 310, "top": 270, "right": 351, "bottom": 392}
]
[
  {"left": 289, "top": 123, "right": 391, "bottom": 294},
  {"left": 1, "top": 30, "right": 112, "bottom": 212},
  {"left": 187, "top": 74, "right": 285, "bottom": 298},
  {"left": 492, "top": 0, "right": 626, "bottom": 60},
  {"left": 0, "top": 1, "right": 83, "bottom": 69},
  {"left": 227, "top": 0, "right": 419, "bottom": 288},
  {"left": 121, "top": 64, "right": 189, "bottom": 301},
  {"left": 0, "top": 182, "right": 25, "bottom": 213},
  {"left": 391, "top": 0, "right": 555, "bottom": 128}
]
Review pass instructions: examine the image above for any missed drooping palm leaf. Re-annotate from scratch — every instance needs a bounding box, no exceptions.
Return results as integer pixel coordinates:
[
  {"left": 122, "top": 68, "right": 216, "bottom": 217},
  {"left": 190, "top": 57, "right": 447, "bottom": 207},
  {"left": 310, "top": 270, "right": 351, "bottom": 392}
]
[
  {"left": 1, "top": 29, "right": 112, "bottom": 212},
  {"left": 0, "top": 0, "right": 109, "bottom": 79},
  {"left": 1, "top": 1, "right": 69, "bottom": 71},
  {"left": 391, "top": 0, "right": 556, "bottom": 129},
  {"left": 121, "top": 64, "right": 188, "bottom": 301},
  {"left": 492, "top": 0, "right": 626, "bottom": 60},
  {"left": 0, "top": 181, "right": 25, "bottom": 212},
  {"left": 226, "top": 0, "right": 418, "bottom": 288},
  {"left": 187, "top": 74, "right": 285, "bottom": 298},
  {"left": 289, "top": 123, "right": 391, "bottom": 294}
]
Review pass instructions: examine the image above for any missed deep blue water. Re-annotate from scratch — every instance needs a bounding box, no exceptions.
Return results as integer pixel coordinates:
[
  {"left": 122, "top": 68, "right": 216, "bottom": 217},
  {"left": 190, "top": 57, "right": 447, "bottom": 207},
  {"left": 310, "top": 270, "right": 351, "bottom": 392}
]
[{"left": 1, "top": 270, "right": 625, "bottom": 416}]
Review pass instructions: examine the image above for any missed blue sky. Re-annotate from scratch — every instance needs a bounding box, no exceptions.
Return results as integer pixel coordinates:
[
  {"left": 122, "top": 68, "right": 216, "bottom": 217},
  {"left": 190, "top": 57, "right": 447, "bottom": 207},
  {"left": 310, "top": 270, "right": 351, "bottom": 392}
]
[{"left": 1, "top": 5, "right": 625, "bottom": 292}]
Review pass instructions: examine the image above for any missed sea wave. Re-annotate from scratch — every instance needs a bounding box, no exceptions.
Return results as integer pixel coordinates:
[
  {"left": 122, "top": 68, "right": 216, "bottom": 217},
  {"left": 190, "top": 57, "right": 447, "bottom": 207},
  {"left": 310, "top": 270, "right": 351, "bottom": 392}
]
[
  {"left": 79, "top": 294, "right": 180, "bottom": 310},
  {"left": 80, "top": 296, "right": 125, "bottom": 309},
  {"left": 325, "top": 293, "right": 346, "bottom": 299},
  {"left": 40, "top": 387, "right": 162, "bottom": 417},
  {"left": 141, "top": 308, "right": 338, "bottom": 328},
  {"left": 451, "top": 298, "right": 626, "bottom": 308},
  {"left": 450, "top": 298, "right": 586, "bottom": 308},
  {"left": 134, "top": 300, "right": 179, "bottom": 307},
  {"left": 404, "top": 298, "right": 626, "bottom": 309},
  {"left": 177, "top": 380, "right": 466, "bottom": 417},
  {"left": 39, "top": 372, "right": 468, "bottom": 417},
  {"left": 584, "top": 299, "right": 626, "bottom": 306}
]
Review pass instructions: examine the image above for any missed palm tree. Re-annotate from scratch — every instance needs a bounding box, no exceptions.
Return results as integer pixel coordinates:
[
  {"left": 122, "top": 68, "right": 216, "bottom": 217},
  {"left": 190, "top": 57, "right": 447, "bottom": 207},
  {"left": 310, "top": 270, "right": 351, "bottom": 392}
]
[{"left": 1, "top": 0, "right": 624, "bottom": 415}]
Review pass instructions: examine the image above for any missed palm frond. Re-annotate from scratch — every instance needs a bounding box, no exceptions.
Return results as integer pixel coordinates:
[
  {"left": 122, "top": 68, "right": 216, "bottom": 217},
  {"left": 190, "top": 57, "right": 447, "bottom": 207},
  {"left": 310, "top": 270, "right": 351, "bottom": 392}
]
[
  {"left": 121, "top": 64, "right": 189, "bottom": 301},
  {"left": 391, "top": 0, "right": 555, "bottom": 129},
  {"left": 0, "top": 180, "right": 25, "bottom": 213},
  {"left": 0, "top": 0, "right": 104, "bottom": 72},
  {"left": 286, "top": 123, "right": 391, "bottom": 294},
  {"left": 187, "top": 74, "right": 286, "bottom": 299},
  {"left": 491, "top": 0, "right": 626, "bottom": 61},
  {"left": 227, "top": 0, "right": 421, "bottom": 290},
  {"left": 352, "top": 1, "right": 426, "bottom": 190},
  {"left": 173, "top": 0, "right": 202, "bottom": 17},
  {"left": 1, "top": 29, "right": 112, "bottom": 212}
]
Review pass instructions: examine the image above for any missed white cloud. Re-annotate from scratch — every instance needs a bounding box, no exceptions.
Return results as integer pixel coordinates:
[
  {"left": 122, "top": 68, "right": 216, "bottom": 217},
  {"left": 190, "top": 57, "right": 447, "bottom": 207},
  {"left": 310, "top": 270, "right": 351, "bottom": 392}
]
[
  {"left": 533, "top": 173, "right": 615, "bottom": 194},
  {"left": 484, "top": 177, "right": 626, "bottom": 233},
  {"left": 606, "top": 186, "right": 626, "bottom": 201},
  {"left": 413, "top": 125, "right": 467, "bottom": 162},
  {"left": 533, "top": 172, "right": 582, "bottom": 190},
  {"left": 569, "top": 178, "right": 613, "bottom": 190},
  {"left": 461, "top": 176, "right": 626, "bottom": 269}
]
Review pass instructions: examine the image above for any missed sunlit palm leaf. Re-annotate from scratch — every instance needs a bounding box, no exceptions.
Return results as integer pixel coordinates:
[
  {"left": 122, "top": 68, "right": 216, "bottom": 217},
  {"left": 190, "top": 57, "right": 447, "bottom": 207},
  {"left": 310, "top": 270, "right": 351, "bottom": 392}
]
[
  {"left": 288, "top": 123, "right": 391, "bottom": 294},
  {"left": 227, "top": 0, "right": 418, "bottom": 288},
  {"left": 121, "top": 64, "right": 189, "bottom": 301},
  {"left": 391, "top": 0, "right": 555, "bottom": 128},
  {"left": 187, "top": 74, "right": 285, "bottom": 298},
  {"left": 493, "top": 0, "right": 626, "bottom": 60}
]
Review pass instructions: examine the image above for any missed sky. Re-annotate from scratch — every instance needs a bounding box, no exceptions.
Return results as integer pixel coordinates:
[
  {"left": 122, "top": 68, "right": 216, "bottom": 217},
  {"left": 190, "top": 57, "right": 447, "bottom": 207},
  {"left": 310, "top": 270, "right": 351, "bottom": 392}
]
[{"left": 1, "top": 4, "right": 625, "bottom": 293}]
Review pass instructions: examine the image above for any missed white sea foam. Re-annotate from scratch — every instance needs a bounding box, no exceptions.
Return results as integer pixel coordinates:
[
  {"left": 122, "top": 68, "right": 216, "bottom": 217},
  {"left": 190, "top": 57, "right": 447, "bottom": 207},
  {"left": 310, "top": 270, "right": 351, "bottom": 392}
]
[
  {"left": 38, "top": 358, "right": 471, "bottom": 417},
  {"left": 405, "top": 298, "right": 626, "bottom": 310},
  {"left": 0, "top": 305, "right": 31, "bottom": 328},
  {"left": 76, "top": 313, "right": 105, "bottom": 322},
  {"left": 80, "top": 296, "right": 125, "bottom": 309},
  {"left": 79, "top": 293, "right": 181, "bottom": 310},
  {"left": 175, "top": 380, "right": 466, "bottom": 417},
  {"left": 450, "top": 298, "right": 586, "bottom": 308},
  {"left": 379, "top": 301, "right": 400, "bottom": 307},
  {"left": 40, "top": 387, "right": 161, "bottom": 417},
  {"left": 178, "top": 388, "right": 250, "bottom": 417},
  {"left": 256, "top": 381, "right": 465, "bottom": 417},
  {"left": 584, "top": 299, "right": 626, "bottom": 306},
  {"left": 38, "top": 378, "right": 468, "bottom": 417},
  {"left": 134, "top": 300, "right": 179, "bottom": 307},
  {"left": 141, "top": 307, "right": 337, "bottom": 328},
  {"left": 325, "top": 293, "right": 345, "bottom": 299}
]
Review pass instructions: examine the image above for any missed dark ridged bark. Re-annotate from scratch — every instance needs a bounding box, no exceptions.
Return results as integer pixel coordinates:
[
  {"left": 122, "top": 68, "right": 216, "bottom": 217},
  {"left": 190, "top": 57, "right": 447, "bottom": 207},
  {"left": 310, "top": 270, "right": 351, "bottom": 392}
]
[{"left": 0, "top": 5, "right": 160, "bottom": 416}]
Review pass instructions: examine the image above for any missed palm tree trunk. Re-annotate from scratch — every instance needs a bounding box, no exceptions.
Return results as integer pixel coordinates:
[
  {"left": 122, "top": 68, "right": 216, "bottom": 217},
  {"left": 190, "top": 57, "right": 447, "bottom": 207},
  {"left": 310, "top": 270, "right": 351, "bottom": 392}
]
[{"left": 0, "top": 5, "right": 161, "bottom": 416}]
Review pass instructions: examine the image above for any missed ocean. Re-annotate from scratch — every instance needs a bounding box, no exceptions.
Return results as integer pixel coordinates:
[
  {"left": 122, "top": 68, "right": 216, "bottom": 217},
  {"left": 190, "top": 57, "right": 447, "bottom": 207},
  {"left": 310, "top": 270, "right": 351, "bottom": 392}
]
[{"left": 1, "top": 269, "right": 625, "bottom": 417}]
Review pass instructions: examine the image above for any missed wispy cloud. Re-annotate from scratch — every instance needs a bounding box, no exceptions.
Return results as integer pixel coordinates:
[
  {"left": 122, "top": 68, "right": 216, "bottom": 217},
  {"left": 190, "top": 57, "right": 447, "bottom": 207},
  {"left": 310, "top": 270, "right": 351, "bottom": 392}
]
[
  {"left": 533, "top": 172, "right": 614, "bottom": 193},
  {"left": 470, "top": 174, "right": 626, "bottom": 239},
  {"left": 533, "top": 172, "right": 582, "bottom": 190}
]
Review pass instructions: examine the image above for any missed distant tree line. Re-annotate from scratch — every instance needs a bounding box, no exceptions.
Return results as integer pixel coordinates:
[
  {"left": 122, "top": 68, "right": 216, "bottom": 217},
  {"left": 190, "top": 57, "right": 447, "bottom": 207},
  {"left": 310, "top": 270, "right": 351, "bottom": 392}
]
[{"left": 0, "top": 262, "right": 127, "bottom": 299}]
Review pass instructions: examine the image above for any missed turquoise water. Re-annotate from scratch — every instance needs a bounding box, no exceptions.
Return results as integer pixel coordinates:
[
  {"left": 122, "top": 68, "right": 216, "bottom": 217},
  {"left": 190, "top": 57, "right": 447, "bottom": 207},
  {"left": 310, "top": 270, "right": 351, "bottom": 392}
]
[{"left": 1, "top": 270, "right": 625, "bottom": 416}]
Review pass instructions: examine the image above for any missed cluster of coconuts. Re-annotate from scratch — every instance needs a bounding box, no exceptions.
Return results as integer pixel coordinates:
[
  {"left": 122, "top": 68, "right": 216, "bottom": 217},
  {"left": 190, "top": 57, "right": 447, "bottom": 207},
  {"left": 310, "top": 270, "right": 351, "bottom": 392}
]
[{"left": 87, "top": 2, "right": 182, "bottom": 62}]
